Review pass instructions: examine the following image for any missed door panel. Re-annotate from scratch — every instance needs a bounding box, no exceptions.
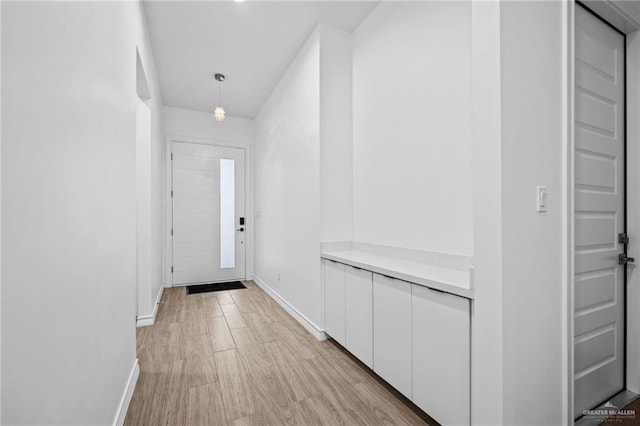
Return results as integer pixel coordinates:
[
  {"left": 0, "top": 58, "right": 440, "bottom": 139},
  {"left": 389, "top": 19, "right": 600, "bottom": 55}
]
[
  {"left": 575, "top": 268, "right": 617, "bottom": 312},
  {"left": 172, "top": 142, "right": 245, "bottom": 284},
  {"left": 373, "top": 274, "right": 412, "bottom": 398},
  {"left": 325, "top": 260, "right": 346, "bottom": 346},
  {"left": 345, "top": 266, "right": 373, "bottom": 368},
  {"left": 412, "top": 285, "right": 470, "bottom": 426},
  {"left": 574, "top": 5, "right": 625, "bottom": 418}
]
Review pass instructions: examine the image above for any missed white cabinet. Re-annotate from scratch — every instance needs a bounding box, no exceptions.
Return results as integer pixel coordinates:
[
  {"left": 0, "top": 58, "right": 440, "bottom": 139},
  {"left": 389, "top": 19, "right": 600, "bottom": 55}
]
[
  {"left": 373, "top": 274, "right": 412, "bottom": 398},
  {"left": 325, "top": 260, "right": 346, "bottom": 346},
  {"left": 324, "top": 256, "right": 471, "bottom": 426},
  {"left": 412, "top": 284, "right": 470, "bottom": 426},
  {"left": 345, "top": 266, "right": 373, "bottom": 368}
]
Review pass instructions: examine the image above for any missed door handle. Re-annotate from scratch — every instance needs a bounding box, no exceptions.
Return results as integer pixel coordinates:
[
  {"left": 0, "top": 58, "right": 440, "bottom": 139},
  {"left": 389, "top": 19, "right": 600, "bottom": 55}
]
[
  {"left": 619, "top": 253, "right": 635, "bottom": 265},
  {"left": 236, "top": 227, "right": 245, "bottom": 232}
]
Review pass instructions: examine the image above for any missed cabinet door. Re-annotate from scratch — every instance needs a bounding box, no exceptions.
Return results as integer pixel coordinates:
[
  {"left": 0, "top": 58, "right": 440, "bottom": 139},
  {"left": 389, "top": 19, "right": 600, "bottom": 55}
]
[
  {"left": 345, "top": 266, "right": 373, "bottom": 368},
  {"left": 412, "top": 285, "right": 470, "bottom": 426},
  {"left": 373, "top": 274, "right": 412, "bottom": 398},
  {"left": 324, "top": 260, "right": 346, "bottom": 345}
]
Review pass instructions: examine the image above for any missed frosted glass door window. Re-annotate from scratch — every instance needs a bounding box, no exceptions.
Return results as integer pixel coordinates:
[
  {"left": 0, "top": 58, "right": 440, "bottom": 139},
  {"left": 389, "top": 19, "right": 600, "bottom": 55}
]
[
  {"left": 220, "top": 159, "right": 235, "bottom": 268},
  {"left": 172, "top": 142, "right": 246, "bottom": 284}
]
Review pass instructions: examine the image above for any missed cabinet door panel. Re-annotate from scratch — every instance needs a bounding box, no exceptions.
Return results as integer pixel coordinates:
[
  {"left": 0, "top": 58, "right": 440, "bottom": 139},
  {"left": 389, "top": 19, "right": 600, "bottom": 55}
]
[
  {"left": 412, "top": 285, "right": 470, "bottom": 426},
  {"left": 325, "top": 260, "right": 346, "bottom": 345},
  {"left": 345, "top": 266, "right": 373, "bottom": 368},
  {"left": 373, "top": 274, "right": 412, "bottom": 398}
]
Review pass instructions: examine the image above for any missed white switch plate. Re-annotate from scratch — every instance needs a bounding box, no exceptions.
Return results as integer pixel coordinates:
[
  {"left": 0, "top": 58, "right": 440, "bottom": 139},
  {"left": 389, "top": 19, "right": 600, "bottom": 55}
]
[{"left": 537, "top": 186, "right": 548, "bottom": 212}]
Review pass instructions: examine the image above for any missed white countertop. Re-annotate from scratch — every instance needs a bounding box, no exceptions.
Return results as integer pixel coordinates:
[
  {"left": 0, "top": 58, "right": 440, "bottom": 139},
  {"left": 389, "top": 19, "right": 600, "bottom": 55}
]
[{"left": 322, "top": 250, "right": 472, "bottom": 299}]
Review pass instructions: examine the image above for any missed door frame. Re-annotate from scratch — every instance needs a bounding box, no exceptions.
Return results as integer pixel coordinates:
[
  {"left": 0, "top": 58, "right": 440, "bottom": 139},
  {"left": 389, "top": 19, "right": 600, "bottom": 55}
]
[
  {"left": 164, "top": 135, "right": 253, "bottom": 287},
  {"left": 563, "top": 0, "right": 640, "bottom": 422}
]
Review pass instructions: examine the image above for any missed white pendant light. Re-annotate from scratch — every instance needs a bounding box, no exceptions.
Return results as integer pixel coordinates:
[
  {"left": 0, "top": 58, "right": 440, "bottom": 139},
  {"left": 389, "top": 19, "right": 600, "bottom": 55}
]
[
  {"left": 214, "top": 105, "right": 225, "bottom": 122},
  {"left": 214, "top": 73, "right": 225, "bottom": 122}
]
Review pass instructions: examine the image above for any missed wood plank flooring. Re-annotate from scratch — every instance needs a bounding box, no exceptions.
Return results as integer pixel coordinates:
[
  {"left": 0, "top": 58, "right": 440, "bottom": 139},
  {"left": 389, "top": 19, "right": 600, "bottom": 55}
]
[{"left": 125, "top": 281, "right": 433, "bottom": 426}]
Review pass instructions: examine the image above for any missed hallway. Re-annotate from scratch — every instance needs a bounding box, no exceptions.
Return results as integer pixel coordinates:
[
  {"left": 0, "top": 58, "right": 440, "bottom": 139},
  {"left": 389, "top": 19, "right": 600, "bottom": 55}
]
[{"left": 125, "top": 282, "right": 433, "bottom": 425}]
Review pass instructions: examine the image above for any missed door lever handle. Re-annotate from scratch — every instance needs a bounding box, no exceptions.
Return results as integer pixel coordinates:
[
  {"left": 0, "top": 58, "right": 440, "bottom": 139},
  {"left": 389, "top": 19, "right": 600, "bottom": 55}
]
[
  {"left": 619, "top": 253, "right": 635, "bottom": 265},
  {"left": 236, "top": 227, "right": 245, "bottom": 232}
]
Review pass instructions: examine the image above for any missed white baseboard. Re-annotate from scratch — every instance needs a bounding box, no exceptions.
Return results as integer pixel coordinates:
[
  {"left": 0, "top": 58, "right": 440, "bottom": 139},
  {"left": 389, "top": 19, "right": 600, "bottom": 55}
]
[
  {"left": 113, "top": 359, "right": 139, "bottom": 426},
  {"left": 252, "top": 276, "right": 327, "bottom": 341},
  {"left": 136, "top": 286, "right": 164, "bottom": 327}
]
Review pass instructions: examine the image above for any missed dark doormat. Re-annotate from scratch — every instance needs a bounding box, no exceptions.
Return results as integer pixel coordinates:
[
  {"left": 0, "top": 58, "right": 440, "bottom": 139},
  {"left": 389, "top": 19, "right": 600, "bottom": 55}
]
[{"left": 186, "top": 281, "right": 246, "bottom": 295}]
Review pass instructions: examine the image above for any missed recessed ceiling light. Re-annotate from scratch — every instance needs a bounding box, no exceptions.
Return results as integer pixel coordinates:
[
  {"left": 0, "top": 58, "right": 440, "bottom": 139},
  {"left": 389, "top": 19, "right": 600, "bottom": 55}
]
[{"left": 234, "top": 0, "right": 245, "bottom": 3}]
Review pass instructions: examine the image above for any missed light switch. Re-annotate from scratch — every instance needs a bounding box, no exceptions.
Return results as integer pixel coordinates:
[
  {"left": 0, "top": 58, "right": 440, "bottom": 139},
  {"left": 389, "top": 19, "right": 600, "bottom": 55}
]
[{"left": 537, "top": 186, "right": 548, "bottom": 212}]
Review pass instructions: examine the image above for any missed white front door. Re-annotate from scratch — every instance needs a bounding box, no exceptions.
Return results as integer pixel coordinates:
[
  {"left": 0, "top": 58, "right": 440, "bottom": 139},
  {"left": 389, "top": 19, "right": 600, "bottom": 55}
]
[
  {"left": 574, "top": 5, "right": 626, "bottom": 418},
  {"left": 172, "top": 142, "right": 246, "bottom": 284}
]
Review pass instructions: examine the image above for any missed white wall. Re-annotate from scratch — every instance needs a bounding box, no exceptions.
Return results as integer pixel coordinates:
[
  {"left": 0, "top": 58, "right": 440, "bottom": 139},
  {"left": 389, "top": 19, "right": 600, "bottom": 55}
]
[
  {"left": 319, "top": 24, "right": 353, "bottom": 243},
  {"left": 254, "top": 24, "right": 352, "bottom": 331},
  {"left": 2, "top": 1, "right": 154, "bottom": 423},
  {"left": 500, "top": 1, "right": 566, "bottom": 424},
  {"left": 135, "top": 10, "right": 165, "bottom": 323},
  {"left": 352, "top": 1, "right": 473, "bottom": 256},
  {"left": 468, "top": 2, "right": 568, "bottom": 423},
  {"left": 470, "top": 2, "right": 504, "bottom": 424},
  {"left": 136, "top": 99, "right": 154, "bottom": 321},
  {"left": 254, "top": 28, "right": 322, "bottom": 328},
  {"left": 163, "top": 106, "right": 255, "bottom": 284}
]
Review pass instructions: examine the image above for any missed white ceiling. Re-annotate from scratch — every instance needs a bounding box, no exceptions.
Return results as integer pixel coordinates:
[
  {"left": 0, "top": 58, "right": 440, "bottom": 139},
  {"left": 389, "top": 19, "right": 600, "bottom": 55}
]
[{"left": 143, "top": 1, "right": 379, "bottom": 118}]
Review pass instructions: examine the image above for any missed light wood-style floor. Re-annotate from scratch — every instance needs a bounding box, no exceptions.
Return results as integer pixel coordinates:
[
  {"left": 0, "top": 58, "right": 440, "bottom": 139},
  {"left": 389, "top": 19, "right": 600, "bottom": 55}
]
[{"left": 125, "top": 281, "right": 434, "bottom": 425}]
